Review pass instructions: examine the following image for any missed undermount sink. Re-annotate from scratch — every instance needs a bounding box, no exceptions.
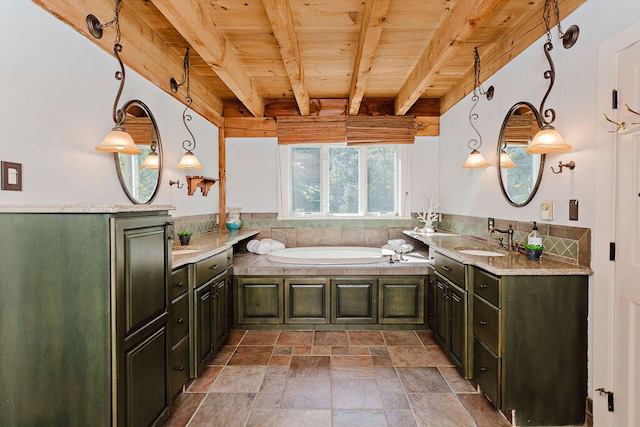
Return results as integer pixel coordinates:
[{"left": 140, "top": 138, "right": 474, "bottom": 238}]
[{"left": 458, "top": 249, "right": 506, "bottom": 257}]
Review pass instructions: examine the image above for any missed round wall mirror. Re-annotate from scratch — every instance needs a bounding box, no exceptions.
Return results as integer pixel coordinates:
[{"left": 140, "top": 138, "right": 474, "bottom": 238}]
[
  {"left": 114, "top": 100, "right": 163, "bottom": 204},
  {"left": 497, "top": 102, "right": 545, "bottom": 207}
]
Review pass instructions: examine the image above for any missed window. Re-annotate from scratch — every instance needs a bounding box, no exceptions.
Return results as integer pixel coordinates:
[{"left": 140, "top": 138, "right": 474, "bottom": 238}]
[{"left": 279, "top": 144, "right": 410, "bottom": 219}]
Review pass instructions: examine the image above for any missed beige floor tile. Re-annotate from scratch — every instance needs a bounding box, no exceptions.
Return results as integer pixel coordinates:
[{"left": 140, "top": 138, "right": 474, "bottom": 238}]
[
  {"left": 457, "top": 393, "right": 512, "bottom": 427},
  {"left": 210, "top": 365, "right": 266, "bottom": 393},
  {"left": 276, "top": 409, "right": 332, "bottom": 427},
  {"left": 407, "top": 393, "right": 475, "bottom": 427},
  {"left": 382, "top": 330, "right": 422, "bottom": 346},
  {"left": 332, "top": 379, "right": 384, "bottom": 409},
  {"left": 333, "top": 409, "right": 389, "bottom": 426},
  {"left": 388, "top": 346, "right": 436, "bottom": 367},
  {"left": 288, "top": 355, "right": 331, "bottom": 378},
  {"left": 280, "top": 378, "right": 332, "bottom": 409},
  {"left": 240, "top": 330, "right": 280, "bottom": 346},
  {"left": 187, "top": 365, "right": 222, "bottom": 393},
  {"left": 189, "top": 393, "right": 255, "bottom": 427},
  {"left": 277, "top": 331, "right": 314, "bottom": 346},
  {"left": 348, "top": 330, "right": 385, "bottom": 346},
  {"left": 331, "top": 356, "right": 376, "bottom": 379},
  {"left": 397, "top": 367, "right": 452, "bottom": 394},
  {"left": 439, "top": 366, "right": 476, "bottom": 393}
]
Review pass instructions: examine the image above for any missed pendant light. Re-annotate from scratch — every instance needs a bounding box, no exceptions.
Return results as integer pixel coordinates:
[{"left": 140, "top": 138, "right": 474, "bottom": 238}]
[
  {"left": 170, "top": 48, "right": 203, "bottom": 170},
  {"left": 139, "top": 140, "right": 160, "bottom": 169},
  {"left": 87, "top": 0, "right": 140, "bottom": 155},
  {"left": 526, "top": 0, "right": 579, "bottom": 155},
  {"left": 462, "top": 47, "right": 494, "bottom": 169},
  {"left": 499, "top": 146, "right": 516, "bottom": 169}
]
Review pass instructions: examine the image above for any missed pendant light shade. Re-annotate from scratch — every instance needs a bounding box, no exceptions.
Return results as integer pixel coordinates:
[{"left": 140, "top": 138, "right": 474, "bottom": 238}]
[
  {"left": 177, "top": 150, "right": 203, "bottom": 169},
  {"left": 95, "top": 126, "right": 140, "bottom": 155},
  {"left": 526, "top": 124, "right": 572, "bottom": 154},
  {"left": 462, "top": 149, "right": 490, "bottom": 169},
  {"left": 499, "top": 149, "right": 515, "bottom": 169},
  {"left": 139, "top": 151, "right": 160, "bottom": 169}
]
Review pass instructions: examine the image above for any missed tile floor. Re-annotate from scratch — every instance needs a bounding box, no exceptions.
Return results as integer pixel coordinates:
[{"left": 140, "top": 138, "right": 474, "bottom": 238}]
[{"left": 165, "top": 330, "right": 511, "bottom": 427}]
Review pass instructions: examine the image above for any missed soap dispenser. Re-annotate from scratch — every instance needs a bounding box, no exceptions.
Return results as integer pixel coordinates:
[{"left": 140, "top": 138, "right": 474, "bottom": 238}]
[{"left": 528, "top": 222, "right": 542, "bottom": 246}]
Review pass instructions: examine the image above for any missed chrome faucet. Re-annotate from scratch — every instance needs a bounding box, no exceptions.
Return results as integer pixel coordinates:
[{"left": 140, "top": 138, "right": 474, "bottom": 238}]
[{"left": 489, "top": 224, "right": 514, "bottom": 250}]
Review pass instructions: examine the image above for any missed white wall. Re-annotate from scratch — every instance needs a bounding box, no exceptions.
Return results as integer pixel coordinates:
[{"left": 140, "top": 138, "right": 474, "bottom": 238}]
[
  {"left": 225, "top": 135, "right": 439, "bottom": 214},
  {"left": 0, "top": 2, "right": 220, "bottom": 217},
  {"left": 439, "top": 0, "right": 640, "bottom": 228}
]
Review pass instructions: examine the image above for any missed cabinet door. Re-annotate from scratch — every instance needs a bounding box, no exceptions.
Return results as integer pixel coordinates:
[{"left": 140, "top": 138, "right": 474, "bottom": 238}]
[
  {"left": 449, "top": 283, "right": 466, "bottom": 369},
  {"left": 378, "top": 277, "right": 425, "bottom": 324},
  {"left": 213, "top": 276, "right": 228, "bottom": 350},
  {"left": 426, "top": 272, "right": 437, "bottom": 331},
  {"left": 285, "top": 278, "right": 330, "bottom": 324},
  {"left": 332, "top": 278, "right": 377, "bottom": 323},
  {"left": 236, "top": 277, "right": 284, "bottom": 324},
  {"left": 194, "top": 281, "right": 213, "bottom": 375},
  {"left": 125, "top": 326, "right": 169, "bottom": 427},
  {"left": 434, "top": 278, "right": 448, "bottom": 346}
]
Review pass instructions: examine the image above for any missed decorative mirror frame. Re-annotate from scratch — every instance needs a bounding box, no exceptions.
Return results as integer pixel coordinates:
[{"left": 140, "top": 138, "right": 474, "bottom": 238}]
[
  {"left": 114, "top": 99, "right": 163, "bottom": 204},
  {"left": 497, "top": 101, "right": 545, "bottom": 207}
]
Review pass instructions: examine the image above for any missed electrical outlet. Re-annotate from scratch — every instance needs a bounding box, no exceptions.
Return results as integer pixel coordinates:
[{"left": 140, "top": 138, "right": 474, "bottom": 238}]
[
  {"left": 541, "top": 201, "right": 553, "bottom": 220},
  {"left": 488, "top": 217, "right": 494, "bottom": 232}
]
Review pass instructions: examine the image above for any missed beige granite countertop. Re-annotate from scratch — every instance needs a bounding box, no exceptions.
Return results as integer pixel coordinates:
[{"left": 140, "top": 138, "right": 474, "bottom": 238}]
[
  {"left": 403, "top": 230, "right": 592, "bottom": 276},
  {"left": 171, "top": 229, "right": 259, "bottom": 269},
  {"left": 0, "top": 204, "right": 175, "bottom": 213}
]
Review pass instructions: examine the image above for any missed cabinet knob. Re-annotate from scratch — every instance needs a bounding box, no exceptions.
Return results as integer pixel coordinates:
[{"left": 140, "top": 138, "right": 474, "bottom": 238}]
[
  {"left": 210, "top": 264, "right": 219, "bottom": 270},
  {"left": 480, "top": 367, "right": 488, "bottom": 372},
  {"left": 175, "top": 281, "right": 184, "bottom": 287},
  {"left": 441, "top": 266, "right": 452, "bottom": 272},
  {"left": 479, "top": 284, "right": 488, "bottom": 289},
  {"left": 176, "top": 318, "right": 184, "bottom": 324},
  {"left": 174, "top": 366, "right": 184, "bottom": 371},
  {"left": 479, "top": 320, "right": 487, "bottom": 326}
]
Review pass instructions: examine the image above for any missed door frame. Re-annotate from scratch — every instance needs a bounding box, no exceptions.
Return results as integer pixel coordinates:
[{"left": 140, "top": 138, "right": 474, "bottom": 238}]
[{"left": 594, "top": 19, "right": 640, "bottom": 427}]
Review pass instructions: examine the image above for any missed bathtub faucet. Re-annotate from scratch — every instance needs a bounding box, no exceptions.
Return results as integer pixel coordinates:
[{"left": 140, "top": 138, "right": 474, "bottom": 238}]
[{"left": 489, "top": 224, "right": 514, "bottom": 250}]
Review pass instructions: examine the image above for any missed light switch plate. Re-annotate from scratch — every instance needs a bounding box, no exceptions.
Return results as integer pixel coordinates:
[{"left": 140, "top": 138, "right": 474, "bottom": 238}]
[
  {"left": 569, "top": 199, "right": 579, "bottom": 220},
  {"left": 541, "top": 201, "right": 553, "bottom": 220}
]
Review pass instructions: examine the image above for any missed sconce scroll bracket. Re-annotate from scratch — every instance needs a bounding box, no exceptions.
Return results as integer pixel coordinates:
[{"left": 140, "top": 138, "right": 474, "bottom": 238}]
[{"left": 551, "top": 160, "right": 576, "bottom": 174}]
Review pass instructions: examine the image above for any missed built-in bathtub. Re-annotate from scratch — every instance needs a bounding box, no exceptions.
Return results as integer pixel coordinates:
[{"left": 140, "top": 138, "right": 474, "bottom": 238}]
[{"left": 266, "top": 246, "right": 390, "bottom": 265}]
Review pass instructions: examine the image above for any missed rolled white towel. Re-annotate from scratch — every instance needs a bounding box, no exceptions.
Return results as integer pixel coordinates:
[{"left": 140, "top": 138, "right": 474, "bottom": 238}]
[
  {"left": 261, "top": 238, "right": 275, "bottom": 244},
  {"left": 255, "top": 241, "right": 272, "bottom": 255},
  {"left": 246, "top": 239, "right": 260, "bottom": 253},
  {"left": 271, "top": 242, "right": 285, "bottom": 251},
  {"left": 387, "top": 239, "right": 406, "bottom": 246}
]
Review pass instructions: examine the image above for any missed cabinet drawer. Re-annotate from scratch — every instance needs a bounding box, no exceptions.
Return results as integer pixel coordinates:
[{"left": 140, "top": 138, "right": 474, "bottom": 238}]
[
  {"left": 170, "top": 336, "right": 190, "bottom": 397},
  {"left": 474, "top": 268, "right": 500, "bottom": 307},
  {"left": 196, "top": 251, "right": 228, "bottom": 286},
  {"left": 170, "top": 294, "right": 189, "bottom": 346},
  {"left": 171, "top": 266, "right": 189, "bottom": 300},
  {"left": 473, "top": 296, "right": 499, "bottom": 355},
  {"left": 433, "top": 252, "right": 465, "bottom": 287},
  {"left": 474, "top": 339, "right": 500, "bottom": 406}
]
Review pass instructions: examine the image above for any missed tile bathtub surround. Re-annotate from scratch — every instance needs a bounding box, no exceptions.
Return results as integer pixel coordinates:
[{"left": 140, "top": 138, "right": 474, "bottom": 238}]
[
  {"left": 166, "top": 330, "right": 513, "bottom": 427},
  {"left": 440, "top": 213, "right": 591, "bottom": 267}
]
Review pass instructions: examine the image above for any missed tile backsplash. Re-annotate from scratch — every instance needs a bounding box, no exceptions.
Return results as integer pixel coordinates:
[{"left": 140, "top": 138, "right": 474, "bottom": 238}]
[
  {"left": 171, "top": 211, "right": 590, "bottom": 267},
  {"left": 439, "top": 213, "right": 590, "bottom": 267}
]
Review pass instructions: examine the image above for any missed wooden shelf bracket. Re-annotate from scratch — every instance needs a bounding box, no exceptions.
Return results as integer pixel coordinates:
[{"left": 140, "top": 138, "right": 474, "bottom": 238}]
[{"left": 186, "top": 176, "right": 218, "bottom": 196}]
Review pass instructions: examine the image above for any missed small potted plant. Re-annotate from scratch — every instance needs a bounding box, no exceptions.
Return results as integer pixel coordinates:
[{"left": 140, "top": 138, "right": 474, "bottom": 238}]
[
  {"left": 177, "top": 232, "right": 193, "bottom": 246},
  {"left": 524, "top": 242, "right": 543, "bottom": 260}
]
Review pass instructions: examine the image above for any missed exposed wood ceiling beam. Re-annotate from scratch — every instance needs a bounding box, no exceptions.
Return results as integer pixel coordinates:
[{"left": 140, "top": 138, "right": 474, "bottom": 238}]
[
  {"left": 348, "top": 0, "right": 391, "bottom": 116},
  {"left": 262, "top": 0, "right": 310, "bottom": 116},
  {"left": 151, "top": 0, "right": 265, "bottom": 118},
  {"left": 440, "top": 0, "right": 587, "bottom": 114},
  {"left": 394, "top": 0, "right": 502, "bottom": 115},
  {"left": 33, "top": 0, "right": 224, "bottom": 127}
]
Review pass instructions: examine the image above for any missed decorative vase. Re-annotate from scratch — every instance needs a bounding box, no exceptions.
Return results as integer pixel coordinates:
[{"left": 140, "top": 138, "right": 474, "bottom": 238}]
[
  {"left": 179, "top": 235, "right": 191, "bottom": 246},
  {"left": 526, "top": 249, "right": 542, "bottom": 260},
  {"left": 226, "top": 221, "right": 241, "bottom": 231}
]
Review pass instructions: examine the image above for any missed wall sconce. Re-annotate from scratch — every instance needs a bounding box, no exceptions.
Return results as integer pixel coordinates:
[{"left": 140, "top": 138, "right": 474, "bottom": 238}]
[
  {"left": 87, "top": 0, "right": 140, "bottom": 155},
  {"left": 499, "top": 144, "right": 515, "bottom": 169},
  {"left": 462, "top": 47, "right": 494, "bottom": 169},
  {"left": 139, "top": 140, "right": 160, "bottom": 169},
  {"left": 526, "top": 0, "right": 578, "bottom": 157},
  {"left": 170, "top": 48, "right": 203, "bottom": 170}
]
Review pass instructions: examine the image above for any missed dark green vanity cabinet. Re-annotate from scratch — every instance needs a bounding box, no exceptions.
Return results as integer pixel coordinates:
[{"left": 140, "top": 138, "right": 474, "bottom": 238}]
[
  {"left": 471, "top": 268, "right": 588, "bottom": 426},
  {"left": 432, "top": 252, "right": 471, "bottom": 378},
  {"left": 378, "top": 277, "right": 425, "bottom": 324},
  {"left": 426, "top": 266, "right": 437, "bottom": 331},
  {"left": 193, "top": 250, "right": 232, "bottom": 376},
  {"left": 0, "top": 211, "right": 171, "bottom": 427},
  {"left": 285, "top": 277, "right": 331, "bottom": 324},
  {"left": 170, "top": 266, "right": 190, "bottom": 397},
  {"left": 332, "top": 277, "right": 378, "bottom": 323},
  {"left": 235, "top": 275, "right": 425, "bottom": 328},
  {"left": 236, "top": 277, "right": 285, "bottom": 324}
]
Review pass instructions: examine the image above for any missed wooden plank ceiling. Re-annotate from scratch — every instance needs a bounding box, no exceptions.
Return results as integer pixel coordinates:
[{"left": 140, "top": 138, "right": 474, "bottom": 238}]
[{"left": 33, "top": 0, "right": 586, "bottom": 137}]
